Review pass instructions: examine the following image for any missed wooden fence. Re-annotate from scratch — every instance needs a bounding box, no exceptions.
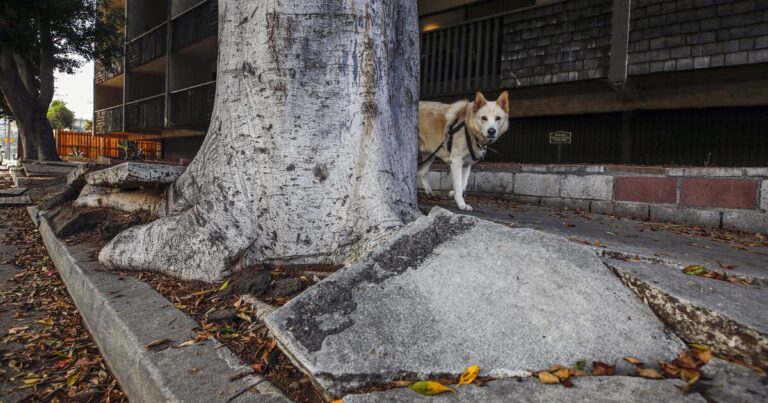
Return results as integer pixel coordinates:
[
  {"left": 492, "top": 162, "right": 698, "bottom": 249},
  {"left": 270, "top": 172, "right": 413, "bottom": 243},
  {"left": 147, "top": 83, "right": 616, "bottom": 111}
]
[{"left": 55, "top": 131, "right": 162, "bottom": 160}]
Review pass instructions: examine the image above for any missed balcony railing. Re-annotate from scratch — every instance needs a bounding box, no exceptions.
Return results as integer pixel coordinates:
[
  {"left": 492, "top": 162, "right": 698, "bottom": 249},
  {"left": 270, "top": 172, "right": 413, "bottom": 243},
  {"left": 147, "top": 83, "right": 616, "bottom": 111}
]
[
  {"left": 420, "top": 14, "right": 504, "bottom": 99},
  {"left": 172, "top": 0, "right": 218, "bottom": 51},
  {"left": 95, "top": 59, "right": 123, "bottom": 83},
  {"left": 126, "top": 23, "right": 167, "bottom": 68},
  {"left": 94, "top": 105, "right": 123, "bottom": 134},
  {"left": 170, "top": 81, "right": 215, "bottom": 127},
  {"left": 125, "top": 94, "right": 165, "bottom": 131}
]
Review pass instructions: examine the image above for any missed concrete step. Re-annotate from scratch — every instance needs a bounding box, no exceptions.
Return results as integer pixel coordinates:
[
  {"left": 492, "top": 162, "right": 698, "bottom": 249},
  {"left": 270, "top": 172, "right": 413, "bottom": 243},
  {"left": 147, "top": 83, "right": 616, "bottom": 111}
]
[{"left": 605, "top": 257, "right": 768, "bottom": 369}]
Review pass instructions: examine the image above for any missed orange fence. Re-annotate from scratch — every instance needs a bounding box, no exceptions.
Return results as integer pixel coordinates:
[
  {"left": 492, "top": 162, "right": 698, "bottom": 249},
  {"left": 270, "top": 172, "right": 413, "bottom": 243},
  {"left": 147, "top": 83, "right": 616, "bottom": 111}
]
[{"left": 55, "top": 130, "right": 162, "bottom": 160}]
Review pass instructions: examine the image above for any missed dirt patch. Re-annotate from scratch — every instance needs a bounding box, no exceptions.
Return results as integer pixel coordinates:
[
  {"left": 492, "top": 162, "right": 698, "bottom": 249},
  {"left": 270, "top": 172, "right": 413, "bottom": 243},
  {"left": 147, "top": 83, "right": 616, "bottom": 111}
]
[{"left": 56, "top": 205, "right": 155, "bottom": 249}]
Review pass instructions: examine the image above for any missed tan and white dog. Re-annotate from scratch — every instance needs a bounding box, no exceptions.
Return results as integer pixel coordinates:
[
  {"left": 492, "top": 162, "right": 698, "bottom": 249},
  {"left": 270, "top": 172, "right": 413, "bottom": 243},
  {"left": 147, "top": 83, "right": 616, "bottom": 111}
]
[{"left": 418, "top": 91, "right": 510, "bottom": 211}]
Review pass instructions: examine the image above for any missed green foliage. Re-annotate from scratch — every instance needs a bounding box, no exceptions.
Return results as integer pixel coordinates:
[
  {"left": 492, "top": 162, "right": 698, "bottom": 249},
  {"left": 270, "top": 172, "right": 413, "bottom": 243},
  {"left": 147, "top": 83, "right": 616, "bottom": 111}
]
[
  {"left": 47, "top": 100, "right": 75, "bottom": 130},
  {"left": 83, "top": 119, "right": 93, "bottom": 131},
  {"left": 0, "top": 0, "right": 124, "bottom": 76}
]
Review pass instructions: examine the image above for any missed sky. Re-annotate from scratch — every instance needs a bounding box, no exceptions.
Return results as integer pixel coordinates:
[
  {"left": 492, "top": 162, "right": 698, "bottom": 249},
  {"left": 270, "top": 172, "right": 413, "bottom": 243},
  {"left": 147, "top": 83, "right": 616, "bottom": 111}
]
[{"left": 53, "top": 61, "right": 94, "bottom": 120}]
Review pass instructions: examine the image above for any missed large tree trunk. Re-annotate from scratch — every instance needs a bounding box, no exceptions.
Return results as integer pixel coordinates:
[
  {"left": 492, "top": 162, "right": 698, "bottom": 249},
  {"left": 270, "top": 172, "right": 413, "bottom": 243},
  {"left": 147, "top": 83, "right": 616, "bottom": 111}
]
[
  {"left": 99, "top": 0, "right": 420, "bottom": 282},
  {"left": 0, "top": 52, "right": 60, "bottom": 161}
]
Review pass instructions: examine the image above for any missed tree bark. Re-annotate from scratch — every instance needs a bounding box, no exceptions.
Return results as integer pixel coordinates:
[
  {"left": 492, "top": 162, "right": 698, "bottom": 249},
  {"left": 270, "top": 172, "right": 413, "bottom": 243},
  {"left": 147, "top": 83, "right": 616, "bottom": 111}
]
[
  {"left": 0, "top": 51, "right": 60, "bottom": 161},
  {"left": 99, "top": 0, "right": 420, "bottom": 282}
]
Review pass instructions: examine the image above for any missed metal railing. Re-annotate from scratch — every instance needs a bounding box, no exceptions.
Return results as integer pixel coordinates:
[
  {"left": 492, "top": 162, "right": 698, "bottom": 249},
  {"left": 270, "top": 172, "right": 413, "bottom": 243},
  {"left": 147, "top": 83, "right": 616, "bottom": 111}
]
[
  {"left": 125, "top": 94, "right": 165, "bottom": 131},
  {"left": 420, "top": 14, "right": 504, "bottom": 99},
  {"left": 95, "top": 59, "right": 123, "bottom": 83},
  {"left": 94, "top": 105, "right": 123, "bottom": 134},
  {"left": 126, "top": 23, "right": 167, "bottom": 68},
  {"left": 169, "top": 81, "right": 216, "bottom": 127},
  {"left": 172, "top": 0, "right": 218, "bottom": 51}
]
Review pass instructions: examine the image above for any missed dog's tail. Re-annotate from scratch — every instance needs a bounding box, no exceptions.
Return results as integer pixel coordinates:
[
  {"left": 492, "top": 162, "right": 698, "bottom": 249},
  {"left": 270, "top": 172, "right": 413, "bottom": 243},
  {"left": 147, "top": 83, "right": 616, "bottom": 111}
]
[{"left": 444, "top": 100, "right": 468, "bottom": 125}]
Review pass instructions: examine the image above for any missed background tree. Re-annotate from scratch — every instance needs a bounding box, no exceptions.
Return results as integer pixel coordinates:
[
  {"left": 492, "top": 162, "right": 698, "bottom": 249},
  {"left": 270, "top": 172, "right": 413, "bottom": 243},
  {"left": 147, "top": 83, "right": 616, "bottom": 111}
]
[
  {"left": 47, "top": 100, "right": 75, "bottom": 130},
  {"left": 100, "top": 0, "right": 420, "bottom": 282},
  {"left": 83, "top": 119, "right": 93, "bottom": 132},
  {"left": 0, "top": 0, "right": 121, "bottom": 160}
]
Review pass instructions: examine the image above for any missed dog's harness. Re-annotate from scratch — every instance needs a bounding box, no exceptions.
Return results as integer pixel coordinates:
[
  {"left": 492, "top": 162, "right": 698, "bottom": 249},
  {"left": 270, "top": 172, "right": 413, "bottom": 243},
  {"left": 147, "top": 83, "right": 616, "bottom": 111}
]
[{"left": 418, "top": 118, "right": 487, "bottom": 166}]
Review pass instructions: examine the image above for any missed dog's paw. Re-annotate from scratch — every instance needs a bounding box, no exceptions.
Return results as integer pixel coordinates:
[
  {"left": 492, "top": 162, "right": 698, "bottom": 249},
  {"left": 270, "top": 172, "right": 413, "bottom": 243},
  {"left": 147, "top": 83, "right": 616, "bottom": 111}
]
[{"left": 457, "top": 204, "right": 473, "bottom": 211}]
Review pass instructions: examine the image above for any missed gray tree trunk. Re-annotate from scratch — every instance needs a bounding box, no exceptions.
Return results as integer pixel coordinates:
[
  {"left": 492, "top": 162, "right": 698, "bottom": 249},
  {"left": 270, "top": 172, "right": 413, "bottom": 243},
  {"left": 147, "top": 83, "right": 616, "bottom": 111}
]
[{"left": 99, "top": 0, "right": 421, "bottom": 282}]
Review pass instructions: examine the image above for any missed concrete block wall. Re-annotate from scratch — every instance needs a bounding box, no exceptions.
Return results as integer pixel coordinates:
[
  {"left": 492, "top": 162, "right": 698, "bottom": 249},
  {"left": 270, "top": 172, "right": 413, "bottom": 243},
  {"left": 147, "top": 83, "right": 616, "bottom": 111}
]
[{"left": 422, "top": 164, "right": 768, "bottom": 233}]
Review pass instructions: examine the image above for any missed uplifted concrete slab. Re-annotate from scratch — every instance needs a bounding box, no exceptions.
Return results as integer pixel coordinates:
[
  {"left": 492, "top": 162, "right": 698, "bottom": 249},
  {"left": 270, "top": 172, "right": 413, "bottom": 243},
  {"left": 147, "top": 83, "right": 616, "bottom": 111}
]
[
  {"left": 0, "top": 195, "right": 32, "bottom": 206},
  {"left": 606, "top": 258, "right": 768, "bottom": 368},
  {"left": 344, "top": 376, "right": 705, "bottom": 403},
  {"left": 265, "top": 208, "right": 684, "bottom": 398},
  {"left": 23, "top": 161, "right": 78, "bottom": 177},
  {"left": 700, "top": 359, "right": 768, "bottom": 402},
  {"left": 85, "top": 162, "right": 184, "bottom": 189},
  {"left": 0, "top": 187, "right": 28, "bottom": 196}
]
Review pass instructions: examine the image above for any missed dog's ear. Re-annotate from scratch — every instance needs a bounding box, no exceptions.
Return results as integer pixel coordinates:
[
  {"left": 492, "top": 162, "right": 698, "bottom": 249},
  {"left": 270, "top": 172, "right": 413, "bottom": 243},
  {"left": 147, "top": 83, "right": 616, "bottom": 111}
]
[
  {"left": 496, "top": 91, "right": 510, "bottom": 114},
  {"left": 472, "top": 92, "right": 488, "bottom": 113}
]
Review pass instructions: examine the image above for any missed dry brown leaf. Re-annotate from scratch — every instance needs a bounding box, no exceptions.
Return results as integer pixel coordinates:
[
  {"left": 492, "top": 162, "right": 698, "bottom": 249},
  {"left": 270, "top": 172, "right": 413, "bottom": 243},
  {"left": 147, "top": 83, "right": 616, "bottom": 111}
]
[
  {"left": 680, "top": 369, "right": 701, "bottom": 383},
  {"left": 553, "top": 368, "right": 570, "bottom": 381},
  {"left": 637, "top": 368, "right": 663, "bottom": 379},
  {"left": 591, "top": 361, "right": 615, "bottom": 376},
  {"left": 659, "top": 362, "right": 681, "bottom": 377},
  {"left": 676, "top": 352, "right": 698, "bottom": 369},
  {"left": 624, "top": 356, "right": 644, "bottom": 366},
  {"left": 145, "top": 338, "right": 172, "bottom": 349},
  {"left": 538, "top": 371, "right": 560, "bottom": 384},
  {"left": 692, "top": 349, "right": 712, "bottom": 364},
  {"left": 546, "top": 364, "right": 565, "bottom": 372}
]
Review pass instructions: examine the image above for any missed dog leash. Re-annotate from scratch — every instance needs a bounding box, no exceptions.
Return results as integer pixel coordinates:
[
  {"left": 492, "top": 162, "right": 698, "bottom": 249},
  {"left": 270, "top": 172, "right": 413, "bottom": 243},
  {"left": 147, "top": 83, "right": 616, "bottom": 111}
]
[{"left": 417, "top": 118, "right": 465, "bottom": 166}]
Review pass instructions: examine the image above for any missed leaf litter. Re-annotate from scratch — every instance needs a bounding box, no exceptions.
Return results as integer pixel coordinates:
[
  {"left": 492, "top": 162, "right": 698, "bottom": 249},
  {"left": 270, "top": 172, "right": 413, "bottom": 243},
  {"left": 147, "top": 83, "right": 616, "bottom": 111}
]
[{"left": 0, "top": 206, "right": 126, "bottom": 402}]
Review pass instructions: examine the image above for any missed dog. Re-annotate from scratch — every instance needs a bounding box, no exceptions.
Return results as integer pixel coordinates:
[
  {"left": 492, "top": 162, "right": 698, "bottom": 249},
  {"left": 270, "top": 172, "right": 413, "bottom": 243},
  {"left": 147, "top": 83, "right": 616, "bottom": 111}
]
[{"left": 418, "top": 91, "right": 510, "bottom": 211}]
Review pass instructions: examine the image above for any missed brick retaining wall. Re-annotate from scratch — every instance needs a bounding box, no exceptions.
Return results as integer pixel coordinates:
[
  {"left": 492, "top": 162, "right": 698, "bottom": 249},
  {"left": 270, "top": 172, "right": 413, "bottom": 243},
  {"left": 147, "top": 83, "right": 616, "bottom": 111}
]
[{"left": 423, "top": 163, "right": 768, "bottom": 233}]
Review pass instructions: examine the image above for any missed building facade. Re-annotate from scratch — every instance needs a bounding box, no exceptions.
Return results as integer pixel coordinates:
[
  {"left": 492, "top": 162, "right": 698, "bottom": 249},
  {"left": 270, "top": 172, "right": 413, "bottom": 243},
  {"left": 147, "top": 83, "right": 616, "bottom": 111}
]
[{"left": 95, "top": 0, "right": 768, "bottom": 166}]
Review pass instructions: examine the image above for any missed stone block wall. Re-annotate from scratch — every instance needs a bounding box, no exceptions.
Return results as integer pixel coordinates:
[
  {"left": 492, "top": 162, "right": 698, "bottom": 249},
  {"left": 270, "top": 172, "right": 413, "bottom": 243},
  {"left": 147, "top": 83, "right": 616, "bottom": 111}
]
[{"left": 423, "top": 163, "right": 768, "bottom": 233}]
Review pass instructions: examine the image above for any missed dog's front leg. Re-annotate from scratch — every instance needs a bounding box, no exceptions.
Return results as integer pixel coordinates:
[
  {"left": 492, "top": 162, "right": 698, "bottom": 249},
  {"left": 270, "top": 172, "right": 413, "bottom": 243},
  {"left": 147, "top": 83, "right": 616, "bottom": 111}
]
[{"left": 451, "top": 159, "right": 472, "bottom": 211}]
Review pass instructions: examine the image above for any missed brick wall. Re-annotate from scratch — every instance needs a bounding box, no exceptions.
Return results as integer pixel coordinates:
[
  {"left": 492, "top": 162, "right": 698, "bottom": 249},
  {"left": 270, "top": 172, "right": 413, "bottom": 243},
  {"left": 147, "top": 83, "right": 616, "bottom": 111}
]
[
  {"left": 627, "top": 0, "right": 768, "bottom": 75},
  {"left": 501, "top": 0, "right": 613, "bottom": 87}
]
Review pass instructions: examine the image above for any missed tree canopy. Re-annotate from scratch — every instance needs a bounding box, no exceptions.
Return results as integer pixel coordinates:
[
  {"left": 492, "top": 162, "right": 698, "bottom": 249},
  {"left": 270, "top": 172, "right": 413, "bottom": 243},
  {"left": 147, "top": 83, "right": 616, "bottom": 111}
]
[
  {"left": 47, "top": 100, "right": 74, "bottom": 130},
  {"left": 0, "top": 0, "right": 121, "bottom": 159}
]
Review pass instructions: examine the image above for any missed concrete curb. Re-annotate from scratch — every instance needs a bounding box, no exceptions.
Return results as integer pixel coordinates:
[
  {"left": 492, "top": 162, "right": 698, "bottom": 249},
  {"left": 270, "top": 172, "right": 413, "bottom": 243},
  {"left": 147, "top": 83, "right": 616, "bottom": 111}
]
[{"left": 28, "top": 206, "right": 290, "bottom": 403}]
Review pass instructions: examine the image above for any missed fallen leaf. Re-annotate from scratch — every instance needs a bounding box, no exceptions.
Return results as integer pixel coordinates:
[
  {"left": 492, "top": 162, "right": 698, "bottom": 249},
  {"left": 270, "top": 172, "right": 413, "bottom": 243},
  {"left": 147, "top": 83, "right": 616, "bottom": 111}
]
[
  {"left": 219, "top": 280, "right": 229, "bottom": 291},
  {"left": 553, "top": 368, "right": 570, "bottom": 381},
  {"left": 409, "top": 380, "right": 456, "bottom": 396},
  {"left": 177, "top": 339, "right": 197, "bottom": 348},
  {"left": 592, "top": 361, "right": 615, "bottom": 376},
  {"left": 659, "top": 362, "right": 681, "bottom": 377},
  {"left": 145, "top": 338, "right": 173, "bottom": 349},
  {"left": 637, "top": 368, "right": 663, "bottom": 379},
  {"left": 546, "top": 364, "right": 566, "bottom": 372},
  {"left": 624, "top": 356, "right": 643, "bottom": 366},
  {"left": 236, "top": 312, "right": 252, "bottom": 322},
  {"left": 691, "top": 349, "right": 712, "bottom": 364},
  {"left": 66, "top": 372, "right": 80, "bottom": 387},
  {"left": 538, "top": 371, "right": 560, "bottom": 384},
  {"left": 574, "top": 359, "right": 586, "bottom": 371},
  {"left": 676, "top": 352, "right": 698, "bottom": 370},
  {"left": 458, "top": 365, "right": 480, "bottom": 385}
]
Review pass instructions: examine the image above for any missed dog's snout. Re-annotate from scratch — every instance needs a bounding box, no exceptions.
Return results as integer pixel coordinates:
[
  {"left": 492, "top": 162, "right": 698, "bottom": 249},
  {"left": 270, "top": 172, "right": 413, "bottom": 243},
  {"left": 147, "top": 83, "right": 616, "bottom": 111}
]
[{"left": 487, "top": 128, "right": 497, "bottom": 137}]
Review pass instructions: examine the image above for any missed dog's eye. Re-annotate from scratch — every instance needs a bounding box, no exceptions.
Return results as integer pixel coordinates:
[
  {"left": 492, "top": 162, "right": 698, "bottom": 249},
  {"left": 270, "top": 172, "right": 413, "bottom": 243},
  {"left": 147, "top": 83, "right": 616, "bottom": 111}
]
[
  {"left": 481, "top": 116, "right": 488, "bottom": 121},
  {"left": 495, "top": 116, "right": 501, "bottom": 121}
]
